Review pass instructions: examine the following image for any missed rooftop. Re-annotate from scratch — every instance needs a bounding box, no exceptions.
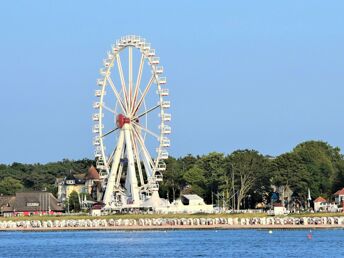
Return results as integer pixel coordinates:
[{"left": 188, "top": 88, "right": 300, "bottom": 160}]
[
  {"left": 86, "top": 166, "right": 100, "bottom": 180},
  {"left": 334, "top": 188, "right": 344, "bottom": 196},
  {"left": 314, "top": 197, "right": 327, "bottom": 203}
]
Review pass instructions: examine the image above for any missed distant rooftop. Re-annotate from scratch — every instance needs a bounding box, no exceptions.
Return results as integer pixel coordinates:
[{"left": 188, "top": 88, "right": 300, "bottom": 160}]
[
  {"left": 334, "top": 188, "right": 344, "bottom": 196},
  {"left": 314, "top": 197, "right": 327, "bottom": 203}
]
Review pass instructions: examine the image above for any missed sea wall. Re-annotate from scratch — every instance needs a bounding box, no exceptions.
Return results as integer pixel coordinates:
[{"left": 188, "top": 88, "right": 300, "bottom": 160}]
[{"left": 1, "top": 216, "right": 344, "bottom": 230}]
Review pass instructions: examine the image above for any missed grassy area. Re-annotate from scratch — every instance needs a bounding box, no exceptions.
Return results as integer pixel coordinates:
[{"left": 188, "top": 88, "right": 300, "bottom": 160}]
[{"left": 1, "top": 211, "right": 343, "bottom": 222}]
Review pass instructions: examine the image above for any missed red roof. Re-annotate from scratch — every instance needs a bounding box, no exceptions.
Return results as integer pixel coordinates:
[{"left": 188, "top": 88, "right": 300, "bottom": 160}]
[
  {"left": 314, "top": 197, "right": 327, "bottom": 203},
  {"left": 86, "top": 166, "right": 100, "bottom": 180},
  {"left": 334, "top": 188, "right": 344, "bottom": 196}
]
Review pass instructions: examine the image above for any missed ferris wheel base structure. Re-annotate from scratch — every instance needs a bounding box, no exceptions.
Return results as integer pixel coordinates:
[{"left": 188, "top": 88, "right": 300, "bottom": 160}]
[
  {"left": 103, "top": 191, "right": 169, "bottom": 211},
  {"left": 92, "top": 35, "right": 171, "bottom": 212}
]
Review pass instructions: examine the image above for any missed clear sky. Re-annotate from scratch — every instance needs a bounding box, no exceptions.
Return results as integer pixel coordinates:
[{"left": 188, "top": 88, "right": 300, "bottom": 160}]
[{"left": 0, "top": 1, "right": 343, "bottom": 164}]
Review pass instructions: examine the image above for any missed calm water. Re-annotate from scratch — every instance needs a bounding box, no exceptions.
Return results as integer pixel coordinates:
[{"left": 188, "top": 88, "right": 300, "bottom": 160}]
[{"left": 0, "top": 229, "right": 343, "bottom": 257}]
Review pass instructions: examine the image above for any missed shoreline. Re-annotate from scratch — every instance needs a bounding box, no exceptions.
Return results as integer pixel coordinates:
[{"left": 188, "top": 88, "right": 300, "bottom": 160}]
[
  {"left": 1, "top": 224, "right": 344, "bottom": 232},
  {"left": 2, "top": 216, "right": 344, "bottom": 232}
]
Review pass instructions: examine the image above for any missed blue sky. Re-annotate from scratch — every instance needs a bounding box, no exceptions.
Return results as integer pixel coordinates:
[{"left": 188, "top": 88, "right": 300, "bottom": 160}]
[{"left": 0, "top": 1, "right": 343, "bottom": 164}]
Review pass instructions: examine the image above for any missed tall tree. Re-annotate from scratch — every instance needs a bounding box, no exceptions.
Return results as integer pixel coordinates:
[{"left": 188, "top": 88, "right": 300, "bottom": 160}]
[
  {"left": 229, "top": 150, "right": 266, "bottom": 210},
  {"left": 159, "top": 157, "right": 184, "bottom": 202},
  {"left": 68, "top": 191, "right": 81, "bottom": 212},
  {"left": 197, "top": 152, "right": 226, "bottom": 204},
  {"left": 183, "top": 165, "right": 207, "bottom": 198},
  {"left": 293, "top": 141, "right": 342, "bottom": 198},
  {"left": 270, "top": 153, "right": 310, "bottom": 196}
]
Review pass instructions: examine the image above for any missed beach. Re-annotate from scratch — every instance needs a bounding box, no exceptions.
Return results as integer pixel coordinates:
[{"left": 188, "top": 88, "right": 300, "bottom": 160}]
[{"left": 1, "top": 216, "right": 344, "bottom": 231}]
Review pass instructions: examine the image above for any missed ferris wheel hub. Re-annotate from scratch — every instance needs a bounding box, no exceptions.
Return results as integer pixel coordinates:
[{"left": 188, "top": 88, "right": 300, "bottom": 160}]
[{"left": 116, "top": 114, "right": 131, "bottom": 128}]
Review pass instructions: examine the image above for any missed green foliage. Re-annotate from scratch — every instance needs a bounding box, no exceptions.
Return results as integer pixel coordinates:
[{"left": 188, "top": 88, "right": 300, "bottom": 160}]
[
  {"left": 1, "top": 140, "right": 344, "bottom": 209},
  {"left": 159, "top": 157, "right": 185, "bottom": 202},
  {"left": 183, "top": 165, "right": 207, "bottom": 197},
  {"left": 68, "top": 191, "right": 81, "bottom": 212},
  {"left": 270, "top": 153, "right": 310, "bottom": 194},
  {"left": 0, "top": 158, "right": 93, "bottom": 196},
  {"left": 0, "top": 177, "right": 24, "bottom": 195},
  {"left": 229, "top": 150, "right": 267, "bottom": 209}
]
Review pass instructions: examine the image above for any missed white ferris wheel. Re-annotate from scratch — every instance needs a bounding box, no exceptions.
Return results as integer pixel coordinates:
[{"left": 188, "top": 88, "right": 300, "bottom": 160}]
[{"left": 93, "top": 35, "right": 171, "bottom": 209}]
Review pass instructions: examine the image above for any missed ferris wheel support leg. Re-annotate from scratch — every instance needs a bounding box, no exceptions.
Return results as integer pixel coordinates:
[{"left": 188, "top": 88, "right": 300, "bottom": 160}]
[
  {"left": 103, "top": 129, "right": 125, "bottom": 208},
  {"left": 123, "top": 124, "right": 140, "bottom": 204}
]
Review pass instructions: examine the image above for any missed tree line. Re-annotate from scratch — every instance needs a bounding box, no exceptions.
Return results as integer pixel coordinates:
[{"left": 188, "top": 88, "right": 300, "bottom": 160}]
[
  {"left": 160, "top": 140, "right": 344, "bottom": 209},
  {"left": 0, "top": 159, "right": 92, "bottom": 195},
  {"left": 1, "top": 141, "right": 344, "bottom": 209}
]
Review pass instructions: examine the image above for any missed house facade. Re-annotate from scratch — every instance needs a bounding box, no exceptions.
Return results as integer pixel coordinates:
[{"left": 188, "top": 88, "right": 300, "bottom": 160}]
[
  {"left": 56, "top": 166, "right": 101, "bottom": 203},
  {"left": 314, "top": 197, "right": 327, "bottom": 212}
]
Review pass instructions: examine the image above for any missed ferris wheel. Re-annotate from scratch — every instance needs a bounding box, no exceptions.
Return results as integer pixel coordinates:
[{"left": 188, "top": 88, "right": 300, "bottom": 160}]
[{"left": 93, "top": 35, "right": 171, "bottom": 209}]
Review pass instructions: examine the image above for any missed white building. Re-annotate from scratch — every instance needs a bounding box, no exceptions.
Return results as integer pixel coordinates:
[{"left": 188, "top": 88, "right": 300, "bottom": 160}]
[
  {"left": 157, "top": 194, "right": 214, "bottom": 214},
  {"left": 273, "top": 203, "right": 286, "bottom": 215},
  {"left": 314, "top": 197, "right": 328, "bottom": 212}
]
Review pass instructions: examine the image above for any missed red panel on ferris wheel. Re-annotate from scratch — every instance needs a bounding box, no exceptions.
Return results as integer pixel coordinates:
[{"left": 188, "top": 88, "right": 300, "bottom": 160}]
[{"left": 116, "top": 114, "right": 130, "bottom": 128}]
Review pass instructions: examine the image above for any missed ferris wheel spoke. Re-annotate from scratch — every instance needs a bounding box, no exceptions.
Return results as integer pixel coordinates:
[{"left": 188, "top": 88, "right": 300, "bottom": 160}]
[
  {"left": 107, "top": 149, "right": 116, "bottom": 165},
  {"left": 116, "top": 54, "right": 129, "bottom": 111},
  {"left": 101, "top": 127, "right": 119, "bottom": 138},
  {"left": 101, "top": 103, "right": 117, "bottom": 115},
  {"left": 132, "top": 121, "right": 160, "bottom": 140},
  {"left": 131, "top": 54, "right": 144, "bottom": 112},
  {"left": 106, "top": 76, "right": 127, "bottom": 114},
  {"left": 128, "top": 46, "right": 133, "bottom": 110},
  {"left": 132, "top": 126, "right": 155, "bottom": 170},
  {"left": 133, "top": 104, "right": 160, "bottom": 120},
  {"left": 132, "top": 74, "right": 155, "bottom": 116}
]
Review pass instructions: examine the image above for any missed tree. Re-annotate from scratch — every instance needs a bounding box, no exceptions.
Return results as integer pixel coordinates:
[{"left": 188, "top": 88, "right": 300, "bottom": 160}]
[
  {"left": 159, "top": 157, "right": 184, "bottom": 202},
  {"left": 333, "top": 160, "right": 344, "bottom": 192},
  {"left": 197, "top": 152, "right": 226, "bottom": 204},
  {"left": 183, "top": 165, "right": 207, "bottom": 198},
  {"left": 68, "top": 191, "right": 80, "bottom": 212},
  {"left": 270, "top": 153, "right": 310, "bottom": 196},
  {"left": 0, "top": 177, "right": 23, "bottom": 195},
  {"left": 229, "top": 150, "right": 266, "bottom": 210},
  {"left": 293, "top": 141, "right": 342, "bottom": 198}
]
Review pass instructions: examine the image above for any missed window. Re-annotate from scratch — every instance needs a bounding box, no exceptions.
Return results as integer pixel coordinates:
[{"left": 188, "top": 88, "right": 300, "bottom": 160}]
[{"left": 26, "top": 202, "right": 39, "bottom": 207}]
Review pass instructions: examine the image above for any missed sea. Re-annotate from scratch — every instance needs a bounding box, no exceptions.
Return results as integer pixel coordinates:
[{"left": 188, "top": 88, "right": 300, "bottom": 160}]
[{"left": 0, "top": 229, "right": 343, "bottom": 258}]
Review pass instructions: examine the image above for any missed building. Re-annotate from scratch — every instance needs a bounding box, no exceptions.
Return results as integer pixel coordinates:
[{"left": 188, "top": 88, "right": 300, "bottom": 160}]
[
  {"left": 334, "top": 188, "right": 344, "bottom": 206},
  {"left": 273, "top": 203, "right": 286, "bottom": 215},
  {"left": 0, "top": 192, "right": 63, "bottom": 217},
  {"left": 157, "top": 194, "right": 214, "bottom": 214},
  {"left": 85, "top": 166, "right": 102, "bottom": 201},
  {"left": 0, "top": 196, "right": 15, "bottom": 216},
  {"left": 56, "top": 166, "right": 101, "bottom": 203},
  {"left": 314, "top": 197, "right": 328, "bottom": 212}
]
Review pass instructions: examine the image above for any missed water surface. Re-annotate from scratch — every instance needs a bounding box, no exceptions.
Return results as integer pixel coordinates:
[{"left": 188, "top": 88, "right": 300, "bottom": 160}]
[{"left": 0, "top": 229, "right": 343, "bottom": 257}]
